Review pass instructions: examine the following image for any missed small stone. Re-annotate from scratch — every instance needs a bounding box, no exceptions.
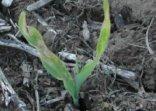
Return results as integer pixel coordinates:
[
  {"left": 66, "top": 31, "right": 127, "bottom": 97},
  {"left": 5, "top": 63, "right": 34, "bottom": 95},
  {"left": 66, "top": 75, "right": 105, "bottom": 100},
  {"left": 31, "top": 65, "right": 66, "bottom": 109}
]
[
  {"left": 1, "top": 0, "right": 13, "bottom": 7},
  {"left": 82, "top": 21, "right": 90, "bottom": 41},
  {"left": 58, "top": 51, "right": 76, "bottom": 62}
]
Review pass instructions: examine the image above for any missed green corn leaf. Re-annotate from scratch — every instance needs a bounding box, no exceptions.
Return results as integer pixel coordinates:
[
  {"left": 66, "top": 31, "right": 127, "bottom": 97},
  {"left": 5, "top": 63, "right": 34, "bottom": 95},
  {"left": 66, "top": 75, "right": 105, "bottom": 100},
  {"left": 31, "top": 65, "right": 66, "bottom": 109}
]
[
  {"left": 18, "top": 11, "right": 30, "bottom": 39},
  {"left": 18, "top": 12, "right": 46, "bottom": 49},
  {"left": 27, "top": 26, "right": 45, "bottom": 48},
  {"left": 18, "top": 12, "right": 43, "bottom": 48},
  {"left": 76, "top": 0, "right": 111, "bottom": 91},
  {"left": 18, "top": 11, "right": 75, "bottom": 85},
  {"left": 76, "top": 60, "right": 97, "bottom": 92},
  {"left": 63, "top": 79, "right": 78, "bottom": 105},
  {"left": 18, "top": 11, "right": 68, "bottom": 79},
  {"left": 96, "top": 0, "right": 111, "bottom": 59},
  {"left": 38, "top": 45, "right": 78, "bottom": 104},
  {"left": 40, "top": 54, "right": 67, "bottom": 80},
  {"left": 39, "top": 49, "right": 72, "bottom": 80},
  {"left": 73, "top": 60, "right": 80, "bottom": 75},
  {"left": 18, "top": 11, "right": 78, "bottom": 104}
]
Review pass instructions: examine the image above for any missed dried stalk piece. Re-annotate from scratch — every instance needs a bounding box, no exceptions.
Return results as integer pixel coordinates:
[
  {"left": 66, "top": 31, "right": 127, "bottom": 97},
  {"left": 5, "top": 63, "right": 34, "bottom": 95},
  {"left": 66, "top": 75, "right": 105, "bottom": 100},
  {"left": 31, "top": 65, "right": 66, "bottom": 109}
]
[
  {"left": 27, "top": 0, "right": 53, "bottom": 11},
  {"left": 20, "top": 61, "right": 32, "bottom": 87},
  {"left": 0, "top": 18, "right": 12, "bottom": 33},
  {"left": 0, "top": 68, "right": 27, "bottom": 111},
  {"left": 101, "top": 64, "right": 139, "bottom": 90},
  {"left": 0, "top": 26, "right": 12, "bottom": 32},
  {"left": 40, "top": 91, "right": 67, "bottom": 106},
  {"left": 145, "top": 17, "right": 156, "bottom": 60},
  {"left": 0, "top": 34, "right": 39, "bottom": 57}
]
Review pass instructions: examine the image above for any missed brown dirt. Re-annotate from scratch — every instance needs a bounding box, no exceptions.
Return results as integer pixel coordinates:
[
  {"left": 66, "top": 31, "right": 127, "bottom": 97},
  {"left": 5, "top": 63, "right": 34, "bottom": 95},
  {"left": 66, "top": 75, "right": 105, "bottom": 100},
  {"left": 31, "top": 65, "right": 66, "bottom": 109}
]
[{"left": 0, "top": 0, "right": 156, "bottom": 111}]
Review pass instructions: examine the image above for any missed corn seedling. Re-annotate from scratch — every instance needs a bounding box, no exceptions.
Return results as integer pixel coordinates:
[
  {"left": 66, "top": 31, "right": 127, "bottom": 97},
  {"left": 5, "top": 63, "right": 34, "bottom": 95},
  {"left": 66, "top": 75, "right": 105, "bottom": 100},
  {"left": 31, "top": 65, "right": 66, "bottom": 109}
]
[{"left": 18, "top": 0, "right": 110, "bottom": 105}]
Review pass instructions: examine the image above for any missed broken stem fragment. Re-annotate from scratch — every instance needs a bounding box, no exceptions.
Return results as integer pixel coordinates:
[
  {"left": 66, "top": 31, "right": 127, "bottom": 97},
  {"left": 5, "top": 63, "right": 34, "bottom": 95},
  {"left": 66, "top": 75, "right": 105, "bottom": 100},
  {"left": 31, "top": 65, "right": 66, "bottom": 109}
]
[{"left": 0, "top": 67, "right": 28, "bottom": 111}]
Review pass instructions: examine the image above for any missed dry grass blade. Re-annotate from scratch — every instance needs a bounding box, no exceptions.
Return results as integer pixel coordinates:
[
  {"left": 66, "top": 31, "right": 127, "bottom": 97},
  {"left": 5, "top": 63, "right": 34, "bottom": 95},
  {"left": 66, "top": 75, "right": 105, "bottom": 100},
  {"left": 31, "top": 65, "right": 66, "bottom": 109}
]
[{"left": 145, "top": 17, "right": 156, "bottom": 60}]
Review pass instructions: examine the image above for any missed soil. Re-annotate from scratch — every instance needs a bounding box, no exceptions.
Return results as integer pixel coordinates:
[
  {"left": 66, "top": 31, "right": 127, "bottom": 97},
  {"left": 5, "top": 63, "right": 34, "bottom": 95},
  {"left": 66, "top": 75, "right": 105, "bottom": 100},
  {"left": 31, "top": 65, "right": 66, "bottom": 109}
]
[{"left": 0, "top": 0, "right": 156, "bottom": 111}]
